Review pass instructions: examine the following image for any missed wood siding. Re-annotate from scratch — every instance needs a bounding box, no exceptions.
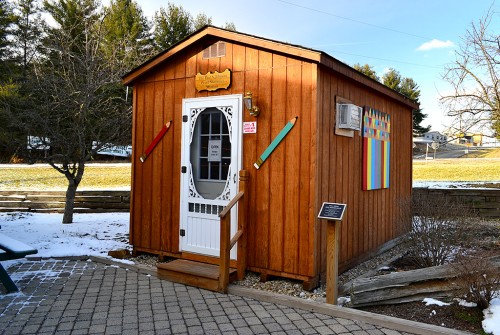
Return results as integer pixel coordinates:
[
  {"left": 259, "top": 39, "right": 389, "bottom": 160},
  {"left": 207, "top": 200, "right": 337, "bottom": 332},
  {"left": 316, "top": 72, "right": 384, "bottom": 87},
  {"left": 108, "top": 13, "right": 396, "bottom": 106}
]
[
  {"left": 130, "top": 42, "right": 319, "bottom": 279},
  {"left": 316, "top": 67, "right": 413, "bottom": 273},
  {"left": 129, "top": 35, "right": 413, "bottom": 282}
]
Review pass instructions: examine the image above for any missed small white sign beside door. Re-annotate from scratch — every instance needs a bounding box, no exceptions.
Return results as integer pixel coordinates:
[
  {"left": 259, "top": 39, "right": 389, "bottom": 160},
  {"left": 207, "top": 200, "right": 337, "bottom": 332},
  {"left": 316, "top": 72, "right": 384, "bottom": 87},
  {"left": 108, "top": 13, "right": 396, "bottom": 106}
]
[
  {"left": 208, "top": 139, "right": 222, "bottom": 162},
  {"left": 243, "top": 121, "right": 257, "bottom": 134}
]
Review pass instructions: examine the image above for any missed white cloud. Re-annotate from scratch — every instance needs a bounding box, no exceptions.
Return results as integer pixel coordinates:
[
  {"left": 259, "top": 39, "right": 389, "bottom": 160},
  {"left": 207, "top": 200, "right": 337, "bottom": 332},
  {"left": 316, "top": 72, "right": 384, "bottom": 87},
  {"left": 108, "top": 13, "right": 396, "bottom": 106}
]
[{"left": 417, "top": 39, "right": 455, "bottom": 51}]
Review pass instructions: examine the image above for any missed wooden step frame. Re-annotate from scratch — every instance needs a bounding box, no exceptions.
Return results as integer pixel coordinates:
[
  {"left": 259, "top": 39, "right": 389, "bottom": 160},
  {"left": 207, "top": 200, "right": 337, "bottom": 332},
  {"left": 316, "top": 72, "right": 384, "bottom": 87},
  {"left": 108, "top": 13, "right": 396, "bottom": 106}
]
[
  {"left": 156, "top": 170, "right": 249, "bottom": 293},
  {"left": 157, "top": 259, "right": 238, "bottom": 292}
]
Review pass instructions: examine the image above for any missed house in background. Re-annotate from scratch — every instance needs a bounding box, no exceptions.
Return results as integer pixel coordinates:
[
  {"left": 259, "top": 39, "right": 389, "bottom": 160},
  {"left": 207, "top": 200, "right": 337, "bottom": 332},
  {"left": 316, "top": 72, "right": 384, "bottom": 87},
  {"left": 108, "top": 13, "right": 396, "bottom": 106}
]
[
  {"left": 445, "top": 131, "right": 484, "bottom": 146},
  {"left": 122, "top": 26, "right": 418, "bottom": 290},
  {"left": 424, "top": 131, "right": 447, "bottom": 144}
]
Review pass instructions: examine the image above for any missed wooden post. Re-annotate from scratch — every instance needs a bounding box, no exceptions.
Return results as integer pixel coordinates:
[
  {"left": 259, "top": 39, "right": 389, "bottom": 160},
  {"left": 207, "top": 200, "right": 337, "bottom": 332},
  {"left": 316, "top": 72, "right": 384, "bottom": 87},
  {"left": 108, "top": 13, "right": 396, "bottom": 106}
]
[
  {"left": 318, "top": 202, "right": 346, "bottom": 305},
  {"left": 237, "top": 170, "right": 249, "bottom": 280},
  {"left": 326, "top": 221, "right": 340, "bottom": 304},
  {"left": 219, "top": 211, "right": 231, "bottom": 293}
]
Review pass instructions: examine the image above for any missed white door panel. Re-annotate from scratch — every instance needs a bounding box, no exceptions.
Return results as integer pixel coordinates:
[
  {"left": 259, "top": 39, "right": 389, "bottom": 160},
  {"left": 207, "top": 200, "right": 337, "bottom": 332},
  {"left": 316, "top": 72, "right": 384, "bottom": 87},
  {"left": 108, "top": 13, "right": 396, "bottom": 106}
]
[{"left": 180, "top": 95, "right": 242, "bottom": 259}]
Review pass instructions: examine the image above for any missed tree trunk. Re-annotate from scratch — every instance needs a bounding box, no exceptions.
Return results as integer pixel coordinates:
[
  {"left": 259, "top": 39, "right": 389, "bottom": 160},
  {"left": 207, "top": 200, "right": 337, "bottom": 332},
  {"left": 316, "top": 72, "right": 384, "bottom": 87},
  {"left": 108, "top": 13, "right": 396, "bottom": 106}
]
[{"left": 62, "top": 179, "right": 77, "bottom": 224}]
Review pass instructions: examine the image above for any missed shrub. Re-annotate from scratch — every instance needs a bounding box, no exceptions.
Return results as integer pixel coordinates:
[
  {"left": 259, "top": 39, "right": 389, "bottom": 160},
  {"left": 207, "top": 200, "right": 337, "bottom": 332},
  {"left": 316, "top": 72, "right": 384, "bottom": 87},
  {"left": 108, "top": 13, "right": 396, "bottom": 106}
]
[
  {"left": 450, "top": 252, "right": 500, "bottom": 309},
  {"left": 400, "top": 193, "right": 474, "bottom": 268}
]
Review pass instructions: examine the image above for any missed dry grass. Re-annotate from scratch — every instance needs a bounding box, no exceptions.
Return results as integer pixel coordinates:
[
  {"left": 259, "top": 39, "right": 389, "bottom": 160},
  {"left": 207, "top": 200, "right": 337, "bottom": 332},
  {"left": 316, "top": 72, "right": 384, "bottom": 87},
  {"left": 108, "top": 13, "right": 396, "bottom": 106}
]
[
  {"left": 413, "top": 158, "right": 500, "bottom": 181},
  {"left": 0, "top": 164, "right": 131, "bottom": 190},
  {"left": 0, "top": 157, "right": 498, "bottom": 190},
  {"left": 481, "top": 147, "right": 500, "bottom": 158}
]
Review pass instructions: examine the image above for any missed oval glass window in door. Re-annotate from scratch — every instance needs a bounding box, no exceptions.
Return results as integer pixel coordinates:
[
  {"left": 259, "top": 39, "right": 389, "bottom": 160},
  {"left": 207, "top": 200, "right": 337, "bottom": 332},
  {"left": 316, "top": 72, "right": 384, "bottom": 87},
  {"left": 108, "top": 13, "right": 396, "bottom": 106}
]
[{"left": 190, "top": 108, "right": 231, "bottom": 200}]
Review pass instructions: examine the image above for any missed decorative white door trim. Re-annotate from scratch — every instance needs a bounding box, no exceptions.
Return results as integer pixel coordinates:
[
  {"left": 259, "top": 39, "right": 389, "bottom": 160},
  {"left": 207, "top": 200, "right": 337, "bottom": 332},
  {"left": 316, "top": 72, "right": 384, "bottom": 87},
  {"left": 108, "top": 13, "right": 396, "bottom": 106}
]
[{"left": 180, "top": 95, "right": 242, "bottom": 259}]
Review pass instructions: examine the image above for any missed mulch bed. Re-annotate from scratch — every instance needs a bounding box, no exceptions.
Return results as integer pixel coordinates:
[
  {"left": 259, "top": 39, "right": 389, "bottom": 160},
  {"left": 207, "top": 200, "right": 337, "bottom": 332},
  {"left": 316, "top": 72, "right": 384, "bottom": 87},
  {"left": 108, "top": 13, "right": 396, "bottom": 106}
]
[
  {"left": 358, "top": 218, "right": 499, "bottom": 334},
  {"left": 362, "top": 301, "right": 486, "bottom": 334}
]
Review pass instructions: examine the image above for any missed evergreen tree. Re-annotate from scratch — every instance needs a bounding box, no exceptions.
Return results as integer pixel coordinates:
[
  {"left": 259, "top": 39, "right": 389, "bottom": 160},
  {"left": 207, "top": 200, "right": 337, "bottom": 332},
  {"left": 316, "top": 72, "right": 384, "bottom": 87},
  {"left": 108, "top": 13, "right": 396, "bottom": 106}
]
[
  {"left": 101, "top": 0, "right": 151, "bottom": 70},
  {"left": 0, "top": 0, "right": 15, "bottom": 79},
  {"left": 192, "top": 12, "right": 211, "bottom": 31},
  {"left": 152, "top": 4, "right": 236, "bottom": 51},
  {"left": 381, "top": 68, "right": 402, "bottom": 91},
  {"left": 353, "top": 63, "right": 379, "bottom": 81},
  {"left": 43, "top": 0, "right": 99, "bottom": 55},
  {"left": 153, "top": 3, "right": 192, "bottom": 51},
  {"left": 11, "top": 0, "right": 45, "bottom": 76},
  {"left": 0, "top": 0, "right": 17, "bottom": 153},
  {"left": 383, "top": 68, "right": 430, "bottom": 136},
  {"left": 223, "top": 21, "right": 236, "bottom": 32},
  {"left": 400, "top": 78, "right": 430, "bottom": 136}
]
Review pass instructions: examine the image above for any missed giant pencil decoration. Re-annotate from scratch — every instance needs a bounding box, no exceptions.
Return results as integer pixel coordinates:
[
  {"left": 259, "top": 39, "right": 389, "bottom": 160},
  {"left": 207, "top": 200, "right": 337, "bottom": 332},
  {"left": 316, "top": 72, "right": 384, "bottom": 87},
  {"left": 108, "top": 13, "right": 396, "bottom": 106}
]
[
  {"left": 254, "top": 116, "right": 298, "bottom": 169},
  {"left": 140, "top": 120, "right": 172, "bottom": 163}
]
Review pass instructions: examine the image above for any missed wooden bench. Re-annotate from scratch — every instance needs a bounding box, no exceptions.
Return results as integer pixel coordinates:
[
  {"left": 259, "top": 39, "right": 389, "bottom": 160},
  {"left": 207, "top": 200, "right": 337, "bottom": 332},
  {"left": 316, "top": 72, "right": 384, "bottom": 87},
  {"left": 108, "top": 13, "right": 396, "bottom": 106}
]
[{"left": 0, "top": 233, "right": 38, "bottom": 293}]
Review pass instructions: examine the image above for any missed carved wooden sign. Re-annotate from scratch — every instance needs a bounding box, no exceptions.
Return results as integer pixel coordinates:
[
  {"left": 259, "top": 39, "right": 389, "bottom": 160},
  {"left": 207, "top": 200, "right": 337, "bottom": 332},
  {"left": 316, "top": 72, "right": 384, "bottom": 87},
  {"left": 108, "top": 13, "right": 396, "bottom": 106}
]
[{"left": 195, "top": 69, "right": 231, "bottom": 92}]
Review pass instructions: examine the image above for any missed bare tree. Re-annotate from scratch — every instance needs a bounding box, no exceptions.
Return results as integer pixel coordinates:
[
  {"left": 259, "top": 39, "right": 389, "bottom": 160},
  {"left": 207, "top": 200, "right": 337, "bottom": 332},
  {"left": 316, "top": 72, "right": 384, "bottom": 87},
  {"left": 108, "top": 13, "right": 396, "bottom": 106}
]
[
  {"left": 441, "top": 7, "right": 499, "bottom": 139},
  {"left": 13, "top": 0, "right": 131, "bottom": 223}
]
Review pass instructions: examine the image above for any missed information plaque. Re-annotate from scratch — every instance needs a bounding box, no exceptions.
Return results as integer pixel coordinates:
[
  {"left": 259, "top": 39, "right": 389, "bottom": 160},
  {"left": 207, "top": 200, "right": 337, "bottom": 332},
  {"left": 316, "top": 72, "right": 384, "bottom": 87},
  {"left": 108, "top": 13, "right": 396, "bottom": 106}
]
[{"left": 318, "top": 202, "right": 346, "bottom": 221}]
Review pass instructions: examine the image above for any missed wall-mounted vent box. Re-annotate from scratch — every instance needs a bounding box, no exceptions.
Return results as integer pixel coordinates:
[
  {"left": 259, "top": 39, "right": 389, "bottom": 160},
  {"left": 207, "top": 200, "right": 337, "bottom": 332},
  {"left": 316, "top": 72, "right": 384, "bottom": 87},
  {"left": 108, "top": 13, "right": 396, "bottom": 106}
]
[{"left": 336, "top": 103, "right": 362, "bottom": 131}]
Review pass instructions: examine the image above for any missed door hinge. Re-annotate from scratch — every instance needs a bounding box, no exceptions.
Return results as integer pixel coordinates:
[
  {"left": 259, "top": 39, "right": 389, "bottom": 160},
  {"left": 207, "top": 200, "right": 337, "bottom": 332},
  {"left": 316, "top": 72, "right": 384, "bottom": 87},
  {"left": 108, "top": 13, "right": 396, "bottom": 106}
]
[
  {"left": 180, "top": 229, "right": 185, "bottom": 237},
  {"left": 181, "top": 166, "right": 187, "bottom": 173},
  {"left": 182, "top": 115, "right": 188, "bottom": 122}
]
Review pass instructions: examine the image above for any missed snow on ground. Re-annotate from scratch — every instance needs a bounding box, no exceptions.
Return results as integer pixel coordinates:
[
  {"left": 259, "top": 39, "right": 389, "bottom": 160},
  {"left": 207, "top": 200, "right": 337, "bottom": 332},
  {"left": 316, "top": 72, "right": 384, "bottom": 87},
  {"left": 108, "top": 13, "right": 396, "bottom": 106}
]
[
  {"left": 422, "top": 298, "right": 451, "bottom": 306},
  {"left": 1, "top": 211, "right": 499, "bottom": 334},
  {"left": 0, "top": 212, "right": 132, "bottom": 269},
  {"left": 413, "top": 180, "right": 500, "bottom": 188},
  {"left": 483, "top": 298, "right": 500, "bottom": 335}
]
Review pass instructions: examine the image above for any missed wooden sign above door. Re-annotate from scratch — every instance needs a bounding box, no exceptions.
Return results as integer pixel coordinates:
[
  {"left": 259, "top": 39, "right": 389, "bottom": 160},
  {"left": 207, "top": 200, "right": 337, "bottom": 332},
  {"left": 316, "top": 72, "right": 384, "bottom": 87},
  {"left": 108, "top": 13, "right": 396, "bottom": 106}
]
[{"left": 195, "top": 69, "right": 231, "bottom": 92}]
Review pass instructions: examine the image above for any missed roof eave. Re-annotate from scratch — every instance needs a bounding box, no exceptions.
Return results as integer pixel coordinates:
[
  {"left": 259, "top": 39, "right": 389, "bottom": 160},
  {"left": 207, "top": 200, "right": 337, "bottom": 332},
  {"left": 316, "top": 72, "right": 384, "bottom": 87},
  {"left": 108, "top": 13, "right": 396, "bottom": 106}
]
[
  {"left": 123, "top": 26, "right": 419, "bottom": 111},
  {"left": 122, "top": 26, "right": 322, "bottom": 86},
  {"left": 318, "top": 53, "right": 419, "bottom": 110}
]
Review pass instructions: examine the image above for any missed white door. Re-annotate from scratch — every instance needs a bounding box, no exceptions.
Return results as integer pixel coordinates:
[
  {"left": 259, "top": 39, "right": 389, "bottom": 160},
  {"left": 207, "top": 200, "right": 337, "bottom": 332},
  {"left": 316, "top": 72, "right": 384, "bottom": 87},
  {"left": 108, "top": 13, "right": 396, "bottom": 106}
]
[{"left": 180, "top": 95, "right": 242, "bottom": 258}]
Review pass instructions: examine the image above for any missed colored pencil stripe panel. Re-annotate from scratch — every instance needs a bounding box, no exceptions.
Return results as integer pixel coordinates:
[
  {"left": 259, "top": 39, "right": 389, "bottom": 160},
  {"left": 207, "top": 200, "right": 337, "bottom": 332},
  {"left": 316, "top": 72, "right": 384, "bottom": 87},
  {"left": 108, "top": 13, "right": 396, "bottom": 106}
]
[{"left": 362, "top": 107, "right": 390, "bottom": 190}]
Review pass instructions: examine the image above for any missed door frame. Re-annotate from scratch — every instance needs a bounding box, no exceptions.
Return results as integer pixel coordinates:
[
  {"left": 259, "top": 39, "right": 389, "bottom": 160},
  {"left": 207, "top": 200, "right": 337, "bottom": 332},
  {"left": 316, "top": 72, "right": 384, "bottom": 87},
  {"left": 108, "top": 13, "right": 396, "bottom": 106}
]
[{"left": 179, "top": 94, "right": 243, "bottom": 258}]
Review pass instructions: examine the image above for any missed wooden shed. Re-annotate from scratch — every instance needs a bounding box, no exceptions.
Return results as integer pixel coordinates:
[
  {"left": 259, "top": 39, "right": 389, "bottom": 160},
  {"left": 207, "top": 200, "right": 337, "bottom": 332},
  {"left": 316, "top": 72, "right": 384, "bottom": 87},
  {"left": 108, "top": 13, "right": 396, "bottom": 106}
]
[{"left": 122, "top": 26, "right": 418, "bottom": 291}]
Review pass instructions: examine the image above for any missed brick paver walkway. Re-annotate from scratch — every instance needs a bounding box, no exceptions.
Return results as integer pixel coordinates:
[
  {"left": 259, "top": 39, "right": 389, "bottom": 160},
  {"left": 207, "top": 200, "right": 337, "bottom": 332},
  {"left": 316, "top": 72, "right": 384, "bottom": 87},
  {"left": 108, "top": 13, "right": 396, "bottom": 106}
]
[{"left": 0, "top": 259, "right": 420, "bottom": 334}]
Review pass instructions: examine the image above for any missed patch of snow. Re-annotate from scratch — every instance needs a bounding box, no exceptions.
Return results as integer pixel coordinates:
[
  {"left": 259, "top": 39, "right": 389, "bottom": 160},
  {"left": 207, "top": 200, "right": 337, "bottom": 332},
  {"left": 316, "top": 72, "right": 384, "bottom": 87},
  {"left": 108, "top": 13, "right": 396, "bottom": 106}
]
[
  {"left": 413, "top": 181, "right": 500, "bottom": 189},
  {"left": 10, "top": 269, "right": 63, "bottom": 281},
  {"left": 0, "top": 212, "right": 131, "bottom": 269},
  {"left": 422, "top": 298, "right": 451, "bottom": 306},
  {"left": 456, "top": 299, "right": 477, "bottom": 308},
  {"left": 430, "top": 310, "right": 436, "bottom": 316},
  {"left": 483, "top": 297, "right": 500, "bottom": 335},
  {"left": 337, "top": 296, "right": 351, "bottom": 306}
]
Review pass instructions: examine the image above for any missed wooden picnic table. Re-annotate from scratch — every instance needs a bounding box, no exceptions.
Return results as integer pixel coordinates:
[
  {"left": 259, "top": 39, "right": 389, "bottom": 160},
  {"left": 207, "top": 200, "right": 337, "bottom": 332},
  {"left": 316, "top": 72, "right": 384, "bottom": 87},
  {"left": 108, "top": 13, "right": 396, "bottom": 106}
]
[{"left": 0, "top": 233, "right": 38, "bottom": 293}]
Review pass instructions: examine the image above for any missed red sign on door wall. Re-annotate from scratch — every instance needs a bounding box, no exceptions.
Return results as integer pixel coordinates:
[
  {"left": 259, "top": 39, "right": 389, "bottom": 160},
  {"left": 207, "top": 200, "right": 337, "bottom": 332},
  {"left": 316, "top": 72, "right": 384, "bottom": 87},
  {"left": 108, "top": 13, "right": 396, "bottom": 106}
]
[{"left": 243, "top": 122, "right": 257, "bottom": 134}]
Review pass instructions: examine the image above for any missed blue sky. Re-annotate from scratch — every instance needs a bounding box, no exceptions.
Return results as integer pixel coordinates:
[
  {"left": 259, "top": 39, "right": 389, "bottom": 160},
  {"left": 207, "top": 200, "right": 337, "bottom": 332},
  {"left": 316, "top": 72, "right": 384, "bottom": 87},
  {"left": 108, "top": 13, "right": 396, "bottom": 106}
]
[{"left": 135, "top": 0, "right": 498, "bottom": 133}]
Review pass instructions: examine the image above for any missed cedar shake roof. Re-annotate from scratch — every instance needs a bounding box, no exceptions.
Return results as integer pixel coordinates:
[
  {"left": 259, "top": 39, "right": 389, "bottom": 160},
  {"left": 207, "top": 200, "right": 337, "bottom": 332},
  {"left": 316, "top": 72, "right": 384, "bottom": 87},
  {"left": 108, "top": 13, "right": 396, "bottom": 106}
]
[{"left": 122, "top": 25, "right": 419, "bottom": 110}]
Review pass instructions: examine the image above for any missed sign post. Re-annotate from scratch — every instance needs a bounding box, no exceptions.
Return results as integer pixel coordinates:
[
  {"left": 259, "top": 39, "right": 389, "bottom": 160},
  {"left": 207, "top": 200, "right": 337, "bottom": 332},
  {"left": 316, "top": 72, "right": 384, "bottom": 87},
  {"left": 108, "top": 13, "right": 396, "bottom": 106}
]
[{"left": 318, "top": 202, "right": 346, "bottom": 305}]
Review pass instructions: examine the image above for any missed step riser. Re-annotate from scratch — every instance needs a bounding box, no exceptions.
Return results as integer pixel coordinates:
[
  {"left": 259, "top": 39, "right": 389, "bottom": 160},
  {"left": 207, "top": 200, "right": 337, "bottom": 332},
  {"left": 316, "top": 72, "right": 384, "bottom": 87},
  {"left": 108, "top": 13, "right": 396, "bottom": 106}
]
[
  {"left": 156, "top": 259, "right": 238, "bottom": 293},
  {"left": 157, "top": 268, "right": 221, "bottom": 292}
]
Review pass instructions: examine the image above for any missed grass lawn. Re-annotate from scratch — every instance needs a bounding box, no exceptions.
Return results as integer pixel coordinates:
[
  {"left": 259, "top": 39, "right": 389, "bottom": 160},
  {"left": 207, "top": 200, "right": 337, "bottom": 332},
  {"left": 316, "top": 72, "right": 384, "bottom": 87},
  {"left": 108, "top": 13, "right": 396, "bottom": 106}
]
[
  {"left": 0, "top": 164, "right": 131, "bottom": 190},
  {"left": 0, "top": 156, "right": 498, "bottom": 190},
  {"left": 413, "top": 158, "right": 500, "bottom": 181},
  {"left": 481, "top": 147, "right": 500, "bottom": 158}
]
